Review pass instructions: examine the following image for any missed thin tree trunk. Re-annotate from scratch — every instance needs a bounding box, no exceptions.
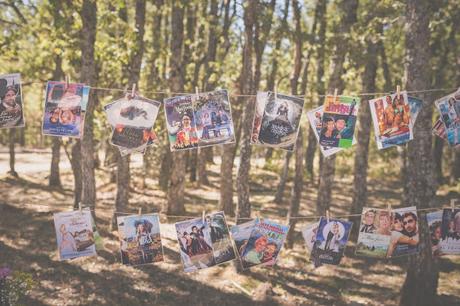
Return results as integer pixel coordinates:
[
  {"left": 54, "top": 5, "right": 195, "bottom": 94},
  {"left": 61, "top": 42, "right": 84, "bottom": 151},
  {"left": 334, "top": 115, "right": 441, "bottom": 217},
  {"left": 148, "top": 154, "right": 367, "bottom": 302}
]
[
  {"left": 79, "top": 0, "right": 98, "bottom": 213},
  {"left": 189, "top": 149, "right": 197, "bottom": 182},
  {"left": 236, "top": 0, "right": 256, "bottom": 223},
  {"left": 219, "top": 146, "right": 235, "bottom": 216},
  {"left": 70, "top": 140, "right": 82, "bottom": 209},
  {"left": 450, "top": 150, "right": 460, "bottom": 185},
  {"left": 349, "top": 26, "right": 379, "bottom": 239},
  {"left": 197, "top": 148, "right": 210, "bottom": 185},
  {"left": 399, "top": 1, "right": 438, "bottom": 305},
  {"left": 111, "top": 153, "right": 130, "bottom": 229},
  {"left": 316, "top": 0, "right": 357, "bottom": 215},
  {"left": 165, "top": 0, "right": 187, "bottom": 215},
  {"left": 432, "top": 130, "right": 444, "bottom": 185},
  {"left": 274, "top": 152, "right": 292, "bottom": 203},
  {"left": 8, "top": 129, "right": 18, "bottom": 177}
]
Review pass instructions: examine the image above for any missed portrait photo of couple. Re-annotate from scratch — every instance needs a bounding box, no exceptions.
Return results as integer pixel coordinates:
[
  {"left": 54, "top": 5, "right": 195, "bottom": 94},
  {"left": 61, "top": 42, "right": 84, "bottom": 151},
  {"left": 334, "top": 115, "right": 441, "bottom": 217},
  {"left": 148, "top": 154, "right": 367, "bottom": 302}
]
[{"left": 0, "top": 73, "right": 24, "bottom": 129}]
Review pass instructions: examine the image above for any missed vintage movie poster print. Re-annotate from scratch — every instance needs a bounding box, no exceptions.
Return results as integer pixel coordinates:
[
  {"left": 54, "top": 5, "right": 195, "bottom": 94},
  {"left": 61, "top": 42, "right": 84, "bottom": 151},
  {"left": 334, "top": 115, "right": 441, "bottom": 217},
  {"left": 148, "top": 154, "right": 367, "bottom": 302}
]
[
  {"left": 355, "top": 208, "right": 392, "bottom": 258},
  {"left": 164, "top": 95, "right": 199, "bottom": 151},
  {"left": 109, "top": 95, "right": 160, "bottom": 150},
  {"left": 230, "top": 219, "right": 258, "bottom": 262},
  {"left": 435, "top": 90, "right": 460, "bottom": 147},
  {"left": 310, "top": 217, "right": 352, "bottom": 266},
  {"left": 319, "top": 95, "right": 359, "bottom": 148},
  {"left": 175, "top": 217, "right": 215, "bottom": 272},
  {"left": 117, "top": 214, "right": 164, "bottom": 266},
  {"left": 0, "top": 73, "right": 24, "bottom": 128},
  {"left": 240, "top": 219, "right": 289, "bottom": 269},
  {"left": 387, "top": 206, "right": 419, "bottom": 257},
  {"left": 369, "top": 91, "right": 412, "bottom": 149},
  {"left": 53, "top": 210, "right": 96, "bottom": 261},
  {"left": 104, "top": 100, "right": 157, "bottom": 155},
  {"left": 42, "top": 81, "right": 89, "bottom": 138},
  {"left": 301, "top": 222, "right": 319, "bottom": 252},
  {"left": 307, "top": 106, "right": 343, "bottom": 157},
  {"left": 251, "top": 91, "right": 304, "bottom": 151},
  {"left": 204, "top": 211, "right": 236, "bottom": 265},
  {"left": 407, "top": 96, "right": 423, "bottom": 128},
  {"left": 193, "top": 90, "right": 235, "bottom": 147},
  {"left": 427, "top": 210, "right": 447, "bottom": 256},
  {"left": 432, "top": 117, "right": 448, "bottom": 141},
  {"left": 440, "top": 208, "right": 460, "bottom": 255}
]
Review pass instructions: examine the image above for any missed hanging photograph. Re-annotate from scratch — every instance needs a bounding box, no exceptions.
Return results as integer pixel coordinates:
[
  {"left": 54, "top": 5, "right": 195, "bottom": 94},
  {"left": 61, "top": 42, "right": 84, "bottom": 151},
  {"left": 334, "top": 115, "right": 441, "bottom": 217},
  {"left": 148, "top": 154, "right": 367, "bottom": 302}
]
[
  {"left": 387, "top": 206, "right": 419, "bottom": 257},
  {"left": 355, "top": 208, "right": 392, "bottom": 258},
  {"left": 440, "top": 208, "right": 460, "bottom": 255},
  {"left": 432, "top": 117, "right": 448, "bottom": 141},
  {"left": 240, "top": 219, "right": 289, "bottom": 269},
  {"left": 301, "top": 222, "right": 319, "bottom": 252},
  {"left": 42, "top": 81, "right": 89, "bottom": 138},
  {"left": 230, "top": 219, "right": 259, "bottom": 263},
  {"left": 204, "top": 211, "right": 236, "bottom": 265},
  {"left": 319, "top": 95, "right": 360, "bottom": 148},
  {"left": 117, "top": 213, "right": 164, "bottom": 266},
  {"left": 307, "top": 106, "right": 344, "bottom": 157},
  {"left": 164, "top": 95, "right": 199, "bottom": 151},
  {"left": 0, "top": 73, "right": 24, "bottom": 128},
  {"left": 108, "top": 94, "right": 160, "bottom": 150},
  {"left": 310, "top": 217, "right": 352, "bottom": 266},
  {"left": 435, "top": 90, "right": 460, "bottom": 147},
  {"left": 369, "top": 91, "right": 412, "bottom": 149},
  {"left": 53, "top": 210, "right": 96, "bottom": 261},
  {"left": 193, "top": 89, "right": 235, "bottom": 147},
  {"left": 251, "top": 91, "right": 304, "bottom": 151}
]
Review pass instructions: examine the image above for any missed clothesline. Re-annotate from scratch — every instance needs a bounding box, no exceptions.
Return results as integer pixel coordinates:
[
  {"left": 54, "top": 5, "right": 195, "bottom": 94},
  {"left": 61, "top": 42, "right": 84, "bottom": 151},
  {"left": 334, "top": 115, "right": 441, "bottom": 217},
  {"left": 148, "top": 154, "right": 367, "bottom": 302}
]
[
  {"left": 20, "top": 80, "right": 459, "bottom": 99},
  {"left": 9, "top": 201, "right": 458, "bottom": 222}
]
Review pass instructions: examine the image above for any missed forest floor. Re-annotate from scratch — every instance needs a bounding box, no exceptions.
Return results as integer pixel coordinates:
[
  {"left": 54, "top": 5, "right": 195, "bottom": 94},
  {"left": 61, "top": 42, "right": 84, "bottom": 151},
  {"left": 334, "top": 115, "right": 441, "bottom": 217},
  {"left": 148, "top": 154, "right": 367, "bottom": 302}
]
[{"left": 0, "top": 150, "right": 460, "bottom": 306}]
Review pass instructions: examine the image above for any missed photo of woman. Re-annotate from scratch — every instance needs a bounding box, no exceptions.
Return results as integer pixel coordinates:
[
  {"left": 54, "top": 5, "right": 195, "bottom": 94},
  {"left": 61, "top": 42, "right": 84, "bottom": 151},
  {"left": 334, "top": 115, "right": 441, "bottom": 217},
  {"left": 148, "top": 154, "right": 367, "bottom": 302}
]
[{"left": 0, "top": 73, "right": 24, "bottom": 128}]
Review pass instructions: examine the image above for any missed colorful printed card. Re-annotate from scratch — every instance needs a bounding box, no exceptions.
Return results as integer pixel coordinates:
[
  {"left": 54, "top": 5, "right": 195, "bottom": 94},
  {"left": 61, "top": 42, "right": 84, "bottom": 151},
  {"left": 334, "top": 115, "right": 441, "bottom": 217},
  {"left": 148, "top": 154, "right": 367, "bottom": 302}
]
[
  {"left": 117, "top": 214, "right": 164, "bottom": 266},
  {"left": 175, "top": 211, "right": 235, "bottom": 272},
  {"left": 230, "top": 220, "right": 259, "bottom": 263},
  {"left": 240, "top": 219, "right": 289, "bottom": 269},
  {"left": 251, "top": 91, "right": 304, "bottom": 151},
  {"left": 0, "top": 73, "right": 24, "bottom": 128},
  {"left": 387, "top": 206, "right": 419, "bottom": 257},
  {"left": 435, "top": 90, "right": 460, "bottom": 147},
  {"left": 307, "top": 106, "right": 344, "bottom": 157},
  {"left": 440, "top": 208, "right": 460, "bottom": 255},
  {"left": 301, "top": 222, "right": 319, "bottom": 252},
  {"left": 319, "top": 95, "right": 360, "bottom": 148},
  {"left": 310, "top": 217, "right": 352, "bottom": 266},
  {"left": 53, "top": 209, "right": 96, "bottom": 260},
  {"left": 369, "top": 91, "right": 412, "bottom": 149},
  {"left": 42, "top": 81, "right": 89, "bottom": 138},
  {"left": 356, "top": 208, "right": 392, "bottom": 258},
  {"left": 165, "top": 90, "right": 235, "bottom": 151},
  {"left": 432, "top": 117, "right": 448, "bottom": 141}
]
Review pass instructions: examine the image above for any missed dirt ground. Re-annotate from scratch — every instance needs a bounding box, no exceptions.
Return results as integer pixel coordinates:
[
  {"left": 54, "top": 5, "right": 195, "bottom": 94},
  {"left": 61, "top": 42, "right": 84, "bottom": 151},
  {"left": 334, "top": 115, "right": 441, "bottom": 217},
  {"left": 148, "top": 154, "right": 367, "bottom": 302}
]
[{"left": 0, "top": 150, "right": 459, "bottom": 306}]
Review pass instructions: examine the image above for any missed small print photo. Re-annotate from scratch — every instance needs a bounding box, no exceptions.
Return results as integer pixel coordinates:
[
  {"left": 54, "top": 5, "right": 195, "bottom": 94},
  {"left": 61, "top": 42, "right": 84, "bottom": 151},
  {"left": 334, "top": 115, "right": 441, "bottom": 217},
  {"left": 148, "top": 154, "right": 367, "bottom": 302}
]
[{"left": 0, "top": 73, "right": 24, "bottom": 128}]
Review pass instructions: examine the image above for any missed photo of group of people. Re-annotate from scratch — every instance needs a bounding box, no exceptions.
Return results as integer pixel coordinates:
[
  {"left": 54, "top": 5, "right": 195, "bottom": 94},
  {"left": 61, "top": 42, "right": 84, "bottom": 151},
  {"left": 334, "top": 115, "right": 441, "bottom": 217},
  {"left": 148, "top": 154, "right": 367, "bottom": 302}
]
[
  {"left": 175, "top": 211, "right": 235, "bottom": 272},
  {"left": 307, "top": 106, "right": 346, "bottom": 157},
  {"left": 251, "top": 91, "right": 304, "bottom": 151},
  {"left": 0, "top": 73, "right": 24, "bottom": 129},
  {"left": 238, "top": 219, "right": 289, "bottom": 269},
  {"left": 117, "top": 214, "right": 164, "bottom": 266},
  {"left": 319, "top": 95, "right": 360, "bottom": 148},
  {"left": 435, "top": 90, "right": 460, "bottom": 147},
  {"left": 310, "top": 218, "right": 352, "bottom": 267},
  {"left": 369, "top": 92, "right": 413, "bottom": 149},
  {"left": 42, "top": 81, "right": 89, "bottom": 138},
  {"left": 105, "top": 94, "right": 160, "bottom": 153},
  {"left": 165, "top": 90, "right": 235, "bottom": 151},
  {"left": 53, "top": 210, "right": 97, "bottom": 261},
  {"left": 356, "top": 206, "right": 420, "bottom": 258}
]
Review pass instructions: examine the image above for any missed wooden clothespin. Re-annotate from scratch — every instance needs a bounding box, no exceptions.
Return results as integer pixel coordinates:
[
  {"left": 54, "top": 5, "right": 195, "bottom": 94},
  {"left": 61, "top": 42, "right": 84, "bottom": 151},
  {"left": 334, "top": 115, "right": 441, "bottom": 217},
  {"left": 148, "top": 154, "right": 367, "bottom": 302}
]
[
  {"left": 333, "top": 88, "right": 338, "bottom": 103},
  {"left": 78, "top": 202, "right": 82, "bottom": 214},
  {"left": 326, "top": 210, "right": 330, "bottom": 223},
  {"left": 396, "top": 85, "right": 400, "bottom": 97},
  {"left": 387, "top": 202, "right": 392, "bottom": 213},
  {"left": 274, "top": 83, "right": 278, "bottom": 101},
  {"left": 451, "top": 199, "right": 456, "bottom": 212},
  {"left": 255, "top": 211, "right": 261, "bottom": 223},
  {"left": 202, "top": 210, "right": 206, "bottom": 223},
  {"left": 65, "top": 75, "right": 70, "bottom": 90},
  {"left": 131, "top": 83, "right": 136, "bottom": 98},
  {"left": 195, "top": 86, "right": 200, "bottom": 99},
  {"left": 138, "top": 207, "right": 142, "bottom": 216}
]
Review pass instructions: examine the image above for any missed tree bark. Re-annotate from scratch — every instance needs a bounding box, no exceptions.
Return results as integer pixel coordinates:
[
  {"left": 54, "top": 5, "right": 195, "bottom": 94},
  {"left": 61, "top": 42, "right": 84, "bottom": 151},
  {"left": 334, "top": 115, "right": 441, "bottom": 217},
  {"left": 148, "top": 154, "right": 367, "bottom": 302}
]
[
  {"left": 70, "top": 140, "right": 82, "bottom": 209},
  {"left": 432, "top": 137, "right": 444, "bottom": 185},
  {"left": 274, "top": 152, "right": 292, "bottom": 204},
  {"left": 111, "top": 153, "right": 130, "bottom": 229},
  {"left": 305, "top": 0, "right": 327, "bottom": 181},
  {"left": 236, "top": 0, "right": 257, "bottom": 223},
  {"left": 79, "top": 0, "right": 98, "bottom": 213},
  {"left": 219, "top": 146, "right": 235, "bottom": 216},
  {"left": 349, "top": 17, "right": 379, "bottom": 239},
  {"left": 8, "top": 129, "right": 17, "bottom": 177},
  {"left": 165, "top": 0, "right": 187, "bottom": 215},
  {"left": 399, "top": 1, "right": 438, "bottom": 305},
  {"left": 316, "top": 0, "right": 358, "bottom": 215}
]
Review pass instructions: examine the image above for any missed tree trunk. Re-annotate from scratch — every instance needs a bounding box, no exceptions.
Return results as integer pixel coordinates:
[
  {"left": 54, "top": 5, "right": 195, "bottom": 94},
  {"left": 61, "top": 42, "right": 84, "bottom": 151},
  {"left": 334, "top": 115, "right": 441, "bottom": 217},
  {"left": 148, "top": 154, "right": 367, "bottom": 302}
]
[
  {"left": 273, "top": 152, "right": 292, "bottom": 204},
  {"left": 49, "top": 138, "right": 62, "bottom": 187},
  {"left": 189, "top": 149, "right": 197, "bottom": 182},
  {"left": 451, "top": 150, "right": 460, "bottom": 185},
  {"left": 316, "top": 0, "right": 357, "bottom": 215},
  {"left": 349, "top": 20, "right": 379, "bottom": 239},
  {"left": 432, "top": 136, "right": 444, "bottom": 185},
  {"left": 236, "top": 0, "right": 256, "bottom": 223},
  {"left": 8, "top": 129, "right": 18, "bottom": 177},
  {"left": 219, "top": 145, "right": 235, "bottom": 216},
  {"left": 165, "top": 0, "right": 187, "bottom": 215},
  {"left": 111, "top": 153, "right": 130, "bottom": 230},
  {"left": 399, "top": 1, "right": 438, "bottom": 305},
  {"left": 197, "top": 148, "right": 210, "bottom": 186},
  {"left": 305, "top": 0, "right": 327, "bottom": 181},
  {"left": 70, "top": 140, "right": 82, "bottom": 209},
  {"left": 79, "top": 0, "right": 98, "bottom": 213}
]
